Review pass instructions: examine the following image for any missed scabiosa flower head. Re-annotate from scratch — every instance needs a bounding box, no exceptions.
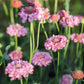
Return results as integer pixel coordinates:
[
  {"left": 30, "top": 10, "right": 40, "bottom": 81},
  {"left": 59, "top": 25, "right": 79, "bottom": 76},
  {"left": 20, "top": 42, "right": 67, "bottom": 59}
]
[
  {"left": 72, "top": 70, "right": 84, "bottom": 79},
  {"left": 60, "top": 74, "right": 73, "bottom": 84},
  {"left": 5, "top": 60, "right": 34, "bottom": 80},
  {"left": 32, "top": 52, "right": 52, "bottom": 67},
  {"left": 44, "top": 35, "right": 68, "bottom": 52},
  {"left": 9, "top": 50, "right": 22, "bottom": 61},
  {"left": 18, "top": 6, "right": 37, "bottom": 23},
  {"left": 50, "top": 14, "right": 60, "bottom": 22},
  {"left": 76, "top": 15, "right": 84, "bottom": 22},
  {"left": 12, "top": 0, "right": 22, "bottom": 8},
  {"left": 6, "top": 24, "right": 27, "bottom": 37},
  {"left": 27, "top": 0, "right": 42, "bottom": 7},
  {"left": 70, "top": 33, "right": 84, "bottom": 44},
  {"left": 58, "top": 10, "right": 69, "bottom": 17}
]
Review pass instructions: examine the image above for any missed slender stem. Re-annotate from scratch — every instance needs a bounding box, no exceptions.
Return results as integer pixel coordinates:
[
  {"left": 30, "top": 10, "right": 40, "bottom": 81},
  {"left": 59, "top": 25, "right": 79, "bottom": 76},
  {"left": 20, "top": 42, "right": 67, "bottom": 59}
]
[
  {"left": 81, "top": 24, "right": 83, "bottom": 33},
  {"left": 20, "top": 79, "right": 23, "bottom": 84},
  {"left": 76, "top": 42, "right": 79, "bottom": 56},
  {"left": 42, "top": 23, "right": 48, "bottom": 39},
  {"left": 15, "top": 35, "right": 18, "bottom": 49},
  {"left": 10, "top": 0, "right": 15, "bottom": 24},
  {"left": 34, "top": 22, "right": 41, "bottom": 53},
  {"left": 65, "top": 0, "right": 70, "bottom": 13},
  {"left": 40, "top": 67, "right": 43, "bottom": 82},
  {"left": 56, "top": 22, "right": 60, "bottom": 33},
  {"left": 15, "top": 8, "right": 18, "bottom": 18},
  {"left": 76, "top": 80, "right": 78, "bottom": 84},
  {"left": 54, "top": 0, "right": 58, "bottom": 13},
  {"left": 2, "top": 1, "right": 9, "bottom": 16}
]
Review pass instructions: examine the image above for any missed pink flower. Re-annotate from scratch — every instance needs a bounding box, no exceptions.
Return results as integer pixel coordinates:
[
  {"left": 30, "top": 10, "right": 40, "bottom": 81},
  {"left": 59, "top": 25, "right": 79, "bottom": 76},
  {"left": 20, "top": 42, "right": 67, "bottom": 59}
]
[
  {"left": 60, "top": 74, "right": 73, "bottom": 84},
  {"left": 27, "top": 0, "right": 42, "bottom": 7},
  {"left": 60, "top": 15, "right": 80, "bottom": 28},
  {"left": 72, "top": 70, "right": 84, "bottom": 79},
  {"left": 44, "top": 35, "right": 68, "bottom": 52},
  {"left": 6, "top": 24, "right": 27, "bottom": 37},
  {"left": 9, "top": 50, "right": 22, "bottom": 61},
  {"left": 32, "top": 52, "right": 52, "bottom": 67},
  {"left": 76, "top": 15, "right": 84, "bottom": 22},
  {"left": 50, "top": 14, "right": 60, "bottom": 22},
  {"left": 18, "top": 6, "right": 37, "bottom": 23},
  {"left": 5, "top": 60, "right": 34, "bottom": 80},
  {"left": 35, "top": 7, "right": 50, "bottom": 21},
  {"left": 70, "top": 33, "right": 84, "bottom": 44},
  {"left": 58, "top": 10, "right": 69, "bottom": 17}
]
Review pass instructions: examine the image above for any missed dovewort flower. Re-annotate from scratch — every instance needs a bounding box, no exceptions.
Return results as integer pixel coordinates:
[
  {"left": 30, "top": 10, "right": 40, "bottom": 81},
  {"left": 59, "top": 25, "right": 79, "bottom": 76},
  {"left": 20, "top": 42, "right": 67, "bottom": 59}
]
[
  {"left": 44, "top": 35, "right": 68, "bottom": 52},
  {"left": 27, "top": 0, "right": 42, "bottom": 7},
  {"left": 72, "top": 70, "right": 84, "bottom": 79},
  {"left": 32, "top": 52, "right": 52, "bottom": 66},
  {"left": 60, "top": 15, "right": 80, "bottom": 28},
  {"left": 70, "top": 33, "right": 84, "bottom": 44},
  {"left": 50, "top": 14, "right": 60, "bottom": 22},
  {"left": 58, "top": 10, "right": 69, "bottom": 17},
  {"left": 9, "top": 50, "right": 22, "bottom": 61},
  {"left": 12, "top": 0, "right": 22, "bottom": 8},
  {"left": 5, "top": 60, "right": 34, "bottom": 80},
  {"left": 6, "top": 24, "right": 27, "bottom": 37},
  {"left": 60, "top": 74, "right": 73, "bottom": 84}
]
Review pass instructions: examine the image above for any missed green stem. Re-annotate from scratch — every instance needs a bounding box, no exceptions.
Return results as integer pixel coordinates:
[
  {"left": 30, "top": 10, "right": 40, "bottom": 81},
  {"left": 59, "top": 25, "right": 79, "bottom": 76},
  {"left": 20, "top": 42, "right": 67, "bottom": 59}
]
[
  {"left": 15, "top": 35, "right": 18, "bottom": 49},
  {"left": 76, "top": 42, "right": 79, "bottom": 56},
  {"left": 65, "top": 0, "right": 70, "bottom": 13},
  {"left": 42, "top": 23, "right": 48, "bottom": 39},
  {"left": 10, "top": 0, "right": 15, "bottom": 24},
  {"left": 2, "top": 1, "right": 9, "bottom": 16},
  {"left": 56, "top": 22, "right": 60, "bottom": 33},
  {"left": 15, "top": 8, "right": 18, "bottom": 19},
  {"left": 81, "top": 24, "right": 83, "bottom": 33},
  {"left": 40, "top": 67, "right": 43, "bottom": 82},
  {"left": 76, "top": 80, "right": 78, "bottom": 84},
  {"left": 45, "top": 0, "right": 50, "bottom": 10},
  {"left": 54, "top": 0, "right": 58, "bottom": 13},
  {"left": 20, "top": 79, "right": 23, "bottom": 84},
  {"left": 34, "top": 22, "right": 41, "bottom": 53}
]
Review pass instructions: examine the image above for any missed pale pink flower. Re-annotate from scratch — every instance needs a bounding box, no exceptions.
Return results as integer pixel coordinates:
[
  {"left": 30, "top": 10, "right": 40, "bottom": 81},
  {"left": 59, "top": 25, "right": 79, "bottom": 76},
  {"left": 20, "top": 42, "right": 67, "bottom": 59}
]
[
  {"left": 50, "top": 14, "right": 60, "bottom": 22},
  {"left": 44, "top": 35, "right": 68, "bottom": 52},
  {"left": 70, "top": 33, "right": 84, "bottom": 44},
  {"left": 18, "top": 6, "right": 37, "bottom": 23},
  {"left": 60, "top": 74, "right": 73, "bottom": 84},
  {"left": 9, "top": 50, "right": 22, "bottom": 61},
  {"left": 6, "top": 24, "right": 27, "bottom": 37},
  {"left": 27, "top": 0, "right": 42, "bottom": 7},
  {"left": 60, "top": 15, "right": 80, "bottom": 28},
  {"left": 32, "top": 52, "right": 52, "bottom": 67},
  {"left": 76, "top": 15, "right": 84, "bottom": 22},
  {"left": 58, "top": 10, "right": 69, "bottom": 17},
  {"left": 5, "top": 60, "right": 34, "bottom": 80}
]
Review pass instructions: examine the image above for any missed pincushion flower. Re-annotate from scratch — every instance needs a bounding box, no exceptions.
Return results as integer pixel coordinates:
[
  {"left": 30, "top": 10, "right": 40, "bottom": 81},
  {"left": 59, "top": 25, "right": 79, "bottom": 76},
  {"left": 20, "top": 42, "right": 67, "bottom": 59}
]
[
  {"left": 58, "top": 10, "right": 69, "bottom": 17},
  {"left": 44, "top": 35, "right": 68, "bottom": 52},
  {"left": 5, "top": 60, "right": 34, "bottom": 80},
  {"left": 76, "top": 15, "right": 84, "bottom": 22},
  {"left": 50, "top": 14, "right": 60, "bottom": 22},
  {"left": 60, "top": 74, "right": 73, "bottom": 84},
  {"left": 18, "top": 6, "right": 37, "bottom": 23},
  {"left": 32, "top": 52, "right": 52, "bottom": 66},
  {"left": 6, "top": 24, "right": 27, "bottom": 37},
  {"left": 12, "top": 0, "right": 22, "bottom": 8},
  {"left": 70, "top": 33, "right": 84, "bottom": 44},
  {"left": 60, "top": 15, "right": 80, "bottom": 28},
  {"left": 72, "top": 70, "right": 84, "bottom": 79},
  {"left": 9, "top": 50, "right": 22, "bottom": 60},
  {"left": 27, "top": 0, "right": 42, "bottom": 7}
]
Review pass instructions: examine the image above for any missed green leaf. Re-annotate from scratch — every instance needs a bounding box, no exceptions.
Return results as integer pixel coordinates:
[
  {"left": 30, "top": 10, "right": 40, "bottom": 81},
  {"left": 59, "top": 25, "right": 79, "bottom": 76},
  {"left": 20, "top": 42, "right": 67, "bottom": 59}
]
[{"left": 0, "top": 49, "right": 3, "bottom": 66}]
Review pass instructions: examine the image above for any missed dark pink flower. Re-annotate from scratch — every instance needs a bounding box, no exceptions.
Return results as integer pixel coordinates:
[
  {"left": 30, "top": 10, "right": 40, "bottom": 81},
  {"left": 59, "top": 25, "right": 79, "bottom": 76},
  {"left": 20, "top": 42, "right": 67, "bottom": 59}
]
[
  {"left": 32, "top": 52, "right": 52, "bottom": 66},
  {"left": 44, "top": 35, "right": 68, "bottom": 52},
  {"left": 5, "top": 60, "right": 34, "bottom": 80}
]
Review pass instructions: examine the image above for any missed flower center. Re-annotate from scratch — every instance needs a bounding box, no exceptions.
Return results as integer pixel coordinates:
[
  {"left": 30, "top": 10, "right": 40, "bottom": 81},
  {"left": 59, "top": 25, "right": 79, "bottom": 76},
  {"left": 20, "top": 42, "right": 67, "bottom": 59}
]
[
  {"left": 52, "top": 38, "right": 60, "bottom": 43},
  {"left": 24, "top": 7, "right": 36, "bottom": 14},
  {"left": 15, "top": 63, "right": 22, "bottom": 69},
  {"left": 66, "top": 17, "right": 72, "bottom": 22},
  {"left": 74, "top": 71, "right": 83, "bottom": 77},
  {"left": 39, "top": 55, "right": 44, "bottom": 59},
  {"left": 76, "top": 35, "right": 82, "bottom": 40},
  {"left": 13, "top": 53, "right": 19, "bottom": 57}
]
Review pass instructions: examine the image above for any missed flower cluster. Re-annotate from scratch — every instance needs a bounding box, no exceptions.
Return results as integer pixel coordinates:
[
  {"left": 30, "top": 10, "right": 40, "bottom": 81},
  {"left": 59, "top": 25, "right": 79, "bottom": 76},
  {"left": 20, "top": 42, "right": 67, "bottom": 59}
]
[
  {"left": 70, "top": 33, "right": 84, "bottom": 44},
  {"left": 60, "top": 74, "right": 73, "bottom": 84},
  {"left": 6, "top": 24, "right": 27, "bottom": 37},
  {"left": 32, "top": 52, "right": 52, "bottom": 66},
  {"left": 5, "top": 60, "right": 34, "bottom": 80},
  {"left": 44, "top": 35, "right": 68, "bottom": 52}
]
